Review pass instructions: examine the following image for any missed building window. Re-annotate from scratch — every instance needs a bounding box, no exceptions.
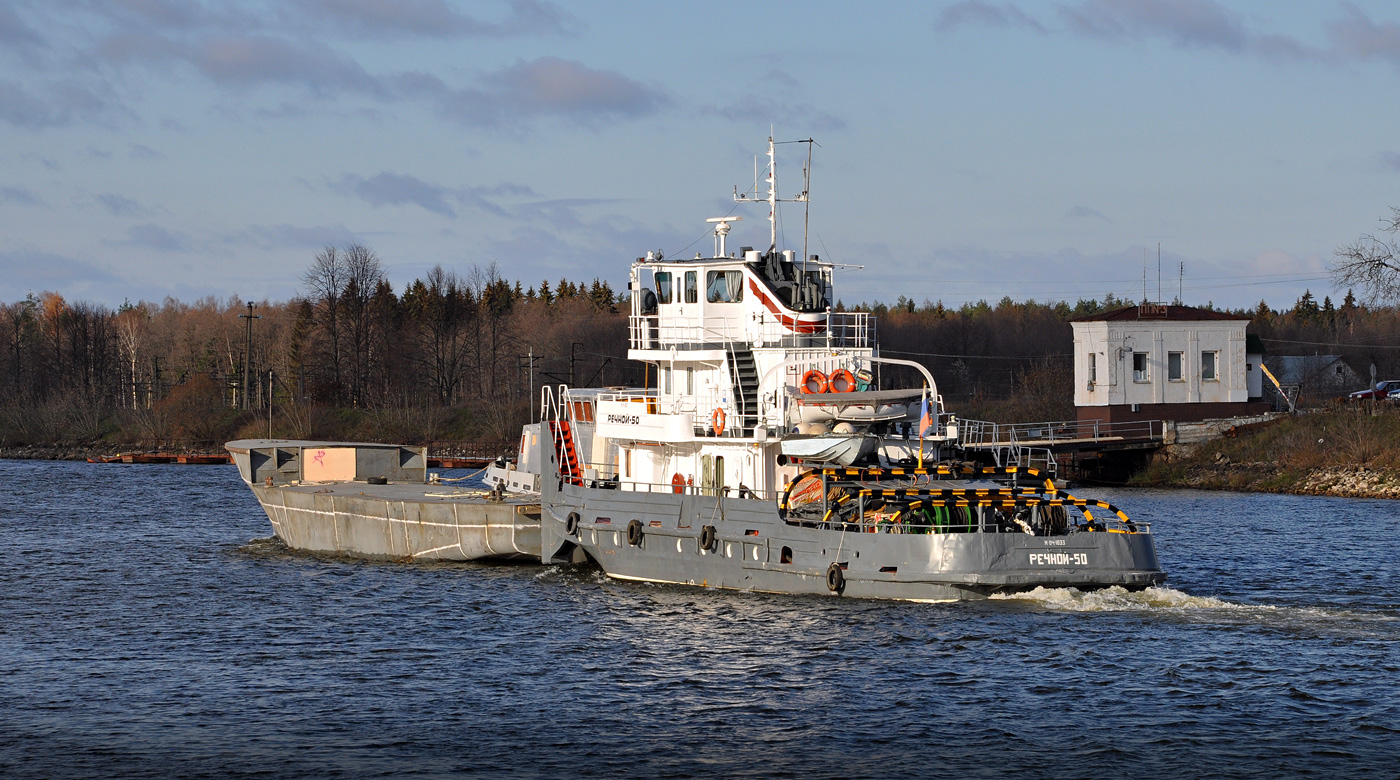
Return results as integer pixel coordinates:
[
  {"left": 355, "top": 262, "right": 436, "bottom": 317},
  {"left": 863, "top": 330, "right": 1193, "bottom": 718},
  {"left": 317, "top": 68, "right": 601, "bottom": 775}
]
[
  {"left": 1088, "top": 353, "right": 1097, "bottom": 384},
  {"left": 684, "top": 271, "right": 697, "bottom": 303},
  {"left": 1201, "top": 351, "right": 1217, "bottom": 381},
  {"left": 654, "top": 271, "right": 672, "bottom": 304},
  {"left": 1133, "top": 352, "right": 1149, "bottom": 382},
  {"left": 1168, "top": 351, "right": 1183, "bottom": 382}
]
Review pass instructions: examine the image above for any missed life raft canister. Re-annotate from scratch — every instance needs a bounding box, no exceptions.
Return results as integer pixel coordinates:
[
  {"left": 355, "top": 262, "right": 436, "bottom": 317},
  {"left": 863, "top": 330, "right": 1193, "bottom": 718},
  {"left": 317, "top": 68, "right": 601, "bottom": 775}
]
[
  {"left": 801, "top": 369, "right": 829, "bottom": 394},
  {"left": 671, "top": 473, "right": 686, "bottom": 494},
  {"left": 829, "top": 368, "right": 857, "bottom": 393},
  {"left": 712, "top": 407, "right": 726, "bottom": 436}
]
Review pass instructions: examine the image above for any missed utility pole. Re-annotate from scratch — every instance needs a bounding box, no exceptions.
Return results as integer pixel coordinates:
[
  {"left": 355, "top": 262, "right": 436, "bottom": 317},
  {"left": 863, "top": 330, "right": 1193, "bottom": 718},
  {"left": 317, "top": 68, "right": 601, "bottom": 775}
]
[
  {"left": 239, "top": 302, "right": 261, "bottom": 411},
  {"left": 268, "top": 368, "right": 275, "bottom": 438}
]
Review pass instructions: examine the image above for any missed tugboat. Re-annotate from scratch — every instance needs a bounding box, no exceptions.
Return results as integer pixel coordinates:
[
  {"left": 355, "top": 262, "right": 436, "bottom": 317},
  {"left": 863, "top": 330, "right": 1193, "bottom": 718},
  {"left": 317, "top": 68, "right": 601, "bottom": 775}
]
[{"left": 530, "top": 137, "right": 1165, "bottom": 600}]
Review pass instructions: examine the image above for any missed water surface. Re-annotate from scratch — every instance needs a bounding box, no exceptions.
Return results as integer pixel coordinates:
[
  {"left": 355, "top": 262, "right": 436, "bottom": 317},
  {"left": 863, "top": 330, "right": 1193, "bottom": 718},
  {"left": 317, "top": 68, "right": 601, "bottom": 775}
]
[{"left": 1, "top": 461, "right": 1396, "bottom": 778}]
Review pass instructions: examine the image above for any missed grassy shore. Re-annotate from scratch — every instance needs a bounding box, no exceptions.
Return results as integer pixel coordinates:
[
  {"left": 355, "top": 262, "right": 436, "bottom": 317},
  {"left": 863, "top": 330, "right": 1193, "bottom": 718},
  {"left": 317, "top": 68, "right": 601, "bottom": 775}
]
[{"left": 1131, "top": 407, "right": 1400, "bottom": 499}]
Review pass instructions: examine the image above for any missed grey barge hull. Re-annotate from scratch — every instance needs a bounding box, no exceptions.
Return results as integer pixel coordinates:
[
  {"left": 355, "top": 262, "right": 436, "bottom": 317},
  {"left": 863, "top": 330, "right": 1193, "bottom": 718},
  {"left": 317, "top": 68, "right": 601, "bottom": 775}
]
[
  {"left": 540, "top": 481, "right": 1164, "bottom": 601},
  {"left": 228, "top": 439, "right": 540, "bottom": 562}
]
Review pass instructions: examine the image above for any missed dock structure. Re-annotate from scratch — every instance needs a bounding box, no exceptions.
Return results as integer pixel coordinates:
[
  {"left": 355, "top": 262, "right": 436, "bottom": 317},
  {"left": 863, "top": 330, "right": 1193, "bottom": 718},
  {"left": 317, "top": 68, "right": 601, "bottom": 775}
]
[
  {"left": 956, "top": 412, "right": 1281, "bottom": 481},
  {"left": 957, "top": 418, "right": 1165, "bottom": 478}
]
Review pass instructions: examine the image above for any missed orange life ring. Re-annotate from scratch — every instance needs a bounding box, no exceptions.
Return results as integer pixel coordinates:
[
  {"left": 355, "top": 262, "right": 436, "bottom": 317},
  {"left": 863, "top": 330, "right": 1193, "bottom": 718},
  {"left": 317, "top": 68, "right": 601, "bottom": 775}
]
[
  {"left": 829, "top": 368, "right": 856, "bottom": 393},
  {"left": 801, "top": 369, "right": 829, "bottom": 394},
  {"left": 672, "top": 473, "right": 686, "bottom": 494},
  {"left": 712, "top": 407, "right": 726, "bottom": 436}
]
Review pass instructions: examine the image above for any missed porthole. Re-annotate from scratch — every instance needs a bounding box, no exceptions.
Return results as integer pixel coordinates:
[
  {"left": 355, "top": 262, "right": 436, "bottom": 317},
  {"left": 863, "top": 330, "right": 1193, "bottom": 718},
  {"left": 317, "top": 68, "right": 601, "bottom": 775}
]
[
  {"left": 725, "top": 542, "right": 733, "bottom": 558},
  {"left": 751, "top": 546, "right": 760, "bottom": 561},
  {"left": 676, "top": 539, "right": 683, "bottom": 552}
]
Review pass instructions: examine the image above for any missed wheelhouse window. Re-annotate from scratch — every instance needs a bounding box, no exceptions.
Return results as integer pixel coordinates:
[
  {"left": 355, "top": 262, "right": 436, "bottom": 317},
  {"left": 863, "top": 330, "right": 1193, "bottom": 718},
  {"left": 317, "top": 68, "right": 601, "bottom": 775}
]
[
  {"left": 1168, "top": 352, "right": 1183, "bottom": 382},
  {"left": 654, "top": 271, "right": 673, "bottom": 304},
  {"left": 684, "top": 271, "right": 697, "bottom": 303},
  {"left": 1201, "top": 351, "right": 1218, "bottom": 381},
  {"left": 1132, "top": 352, "right": 1149, "bottom": 382},
  {"left": 1088, "top": 353, "right": 1097, "bottom": 384},
  {"left": 706, "top": 270, "right": 744, "bottom": 303},
  {"left": 662, "top": 366, "right": 672, "bottom": 394}
]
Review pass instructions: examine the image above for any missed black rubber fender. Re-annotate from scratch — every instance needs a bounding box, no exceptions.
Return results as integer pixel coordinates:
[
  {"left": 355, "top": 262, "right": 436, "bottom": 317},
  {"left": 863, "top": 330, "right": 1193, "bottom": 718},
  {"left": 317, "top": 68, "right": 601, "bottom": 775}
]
[
  {"left": 565, "top": 512, "right": 580, "bottom": 537},
  {"left": 626, "top": 518, "right": 644, "bottom": 546},
  {"left": 826, "top": 562, "right": 845, "bottom": 594},
  {"left": 699, "top": 525, "right": 717, "bottom": 552}
]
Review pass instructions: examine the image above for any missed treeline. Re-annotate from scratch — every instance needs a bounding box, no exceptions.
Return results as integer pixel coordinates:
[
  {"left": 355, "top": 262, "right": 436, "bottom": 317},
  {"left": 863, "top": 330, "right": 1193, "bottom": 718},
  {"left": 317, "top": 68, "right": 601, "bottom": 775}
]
[
  {"left": 1, "top": 243, "right": 1395, "bottom": 451},
  {"left": 0, "top": 244, "right": 629, "bottom": 449}
]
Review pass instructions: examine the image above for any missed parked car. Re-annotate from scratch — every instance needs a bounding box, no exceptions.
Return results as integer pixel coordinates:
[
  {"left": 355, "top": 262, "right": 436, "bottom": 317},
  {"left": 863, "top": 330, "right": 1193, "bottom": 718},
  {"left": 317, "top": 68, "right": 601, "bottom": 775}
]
[
  {"left": 1386, "top": 388, "right": 1400, "bottom": 403},
  {"left": 1349, "top": 380, "right": 1400, "bottom": 400}
]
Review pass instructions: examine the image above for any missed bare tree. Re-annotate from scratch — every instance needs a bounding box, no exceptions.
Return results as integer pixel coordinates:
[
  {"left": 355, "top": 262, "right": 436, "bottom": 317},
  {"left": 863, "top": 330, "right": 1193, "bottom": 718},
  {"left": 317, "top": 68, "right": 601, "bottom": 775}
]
[
  {"left": 302, "top": 246, "right": 345, "bottom": 400},
  {"left": 340, "top": 243, "right": 386, "bottom": 406},
  {"left": 115, "top": 304, "right": 148, "bottom": 409},
  {"left": 1334, "top": 206, "right": 1400, "bottom": 303}
]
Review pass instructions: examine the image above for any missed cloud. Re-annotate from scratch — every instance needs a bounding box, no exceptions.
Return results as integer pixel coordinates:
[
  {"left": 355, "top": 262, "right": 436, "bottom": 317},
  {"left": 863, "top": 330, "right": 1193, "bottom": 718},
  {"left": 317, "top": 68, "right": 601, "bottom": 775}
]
[
  {"left": 338, "top": 172, "right": 460, "bottom": 217},
  {"left": 95, "top": 193, "right": 151, "bottom": 217},
  {"left": 0, "top": 186, "right": 44, "bottom": 206},
  {"left": 0, "top": 79, "right": 118, "bottom": 129},
  {"left": 428, "top": 57, "right": 669, "bottom": 128},
  {"left": 934, "top": 0, "right": 1332, "bottom": 62},
  {"left": 1327, "top": 5, "right": 1400, "bottom": 68},
  {"left": 935, "top": 2, "right": 1045, "bottom": 32},
  {"left": 106, "top": 223, "right": 192, "bottom": 252},
  {"left": 128, "top": 143, "right": 164, "bottom": 159},
  {"left": 1064, "top": 205, "right": 1112, "bottom": 223},
  {"left": 0, "top": 250, "right": 119, "bottom": 296},
  {"left": 700, "top": 94, "right": 846, "bottom": 132},
  {"left": 1381, "top": 151, "right": 1400, "bottom": 172},
  {"left": 334, "top": 172, "right": 519, "bottom": 218},
  {"left": 285, "top": 0, "right": 581, "bottom": 40},
  {"left": 1058, "top": 0, "right": 1248, "bottom": 51},
  {"left": 229, "top": 223, "right": 360, "bottom": 250},
  {"left": 0, "top": 5, "right": 43, "bottom": 47}
]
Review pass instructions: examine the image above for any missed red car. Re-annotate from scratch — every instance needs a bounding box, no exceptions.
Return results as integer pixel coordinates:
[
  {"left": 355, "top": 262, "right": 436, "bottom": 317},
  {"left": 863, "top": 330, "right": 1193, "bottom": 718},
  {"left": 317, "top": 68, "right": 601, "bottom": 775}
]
[{"left": 1349, "top": 380, "right": 1400, "bottom": 400}]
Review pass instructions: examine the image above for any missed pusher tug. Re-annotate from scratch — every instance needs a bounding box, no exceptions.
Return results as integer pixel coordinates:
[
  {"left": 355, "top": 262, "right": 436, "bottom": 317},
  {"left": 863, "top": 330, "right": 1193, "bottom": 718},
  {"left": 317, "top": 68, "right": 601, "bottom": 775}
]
[{"left": 530, "top": 136, "right": 1165, "bottom": 600}]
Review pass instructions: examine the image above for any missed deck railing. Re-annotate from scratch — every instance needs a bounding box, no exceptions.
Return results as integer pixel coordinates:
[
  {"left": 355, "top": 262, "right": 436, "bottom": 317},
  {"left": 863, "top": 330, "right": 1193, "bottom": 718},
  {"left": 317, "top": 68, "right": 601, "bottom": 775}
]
[
  {"left": 958, "top": 418, "right": 1163, "bottom": 447},
  {"left": 628, "top": 312, "right": 876, "bottom": 351}
]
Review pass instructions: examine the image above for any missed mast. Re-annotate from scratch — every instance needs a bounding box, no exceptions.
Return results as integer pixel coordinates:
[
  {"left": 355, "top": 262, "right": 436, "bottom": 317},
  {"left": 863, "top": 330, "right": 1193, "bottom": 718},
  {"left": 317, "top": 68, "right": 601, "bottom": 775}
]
[{"left": 734, "top": 135, "right": 813, "bottom": 254}]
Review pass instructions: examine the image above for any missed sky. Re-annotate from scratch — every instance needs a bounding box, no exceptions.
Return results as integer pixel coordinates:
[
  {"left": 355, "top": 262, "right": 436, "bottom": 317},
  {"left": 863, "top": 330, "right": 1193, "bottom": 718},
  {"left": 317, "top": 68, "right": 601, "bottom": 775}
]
[{"left": 3, "top": 0, "right": 1400, "bottom": 311}]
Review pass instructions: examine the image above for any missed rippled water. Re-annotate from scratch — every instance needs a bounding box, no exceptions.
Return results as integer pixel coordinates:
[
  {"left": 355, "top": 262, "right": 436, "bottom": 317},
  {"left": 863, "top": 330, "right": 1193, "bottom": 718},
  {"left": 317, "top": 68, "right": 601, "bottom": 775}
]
[{"left": 1, "top": 460, "right": 1397, "bottom": 778}]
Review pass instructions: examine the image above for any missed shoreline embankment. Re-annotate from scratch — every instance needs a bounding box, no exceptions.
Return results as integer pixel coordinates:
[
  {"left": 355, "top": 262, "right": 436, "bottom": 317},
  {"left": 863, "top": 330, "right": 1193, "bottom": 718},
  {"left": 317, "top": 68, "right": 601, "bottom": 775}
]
[
  {"left": 1129, "top": 407, "right": 1400, "bottom": 500},
  {"left": 7, "top": 409, "right": 1400, "bottom": 500}
]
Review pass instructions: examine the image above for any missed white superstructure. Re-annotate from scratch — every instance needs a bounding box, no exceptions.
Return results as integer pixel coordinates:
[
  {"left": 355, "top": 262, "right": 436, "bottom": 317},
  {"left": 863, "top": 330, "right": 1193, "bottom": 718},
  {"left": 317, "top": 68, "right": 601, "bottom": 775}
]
[{"left": 541, "top": 137, "right": 952, "bottom": 503}]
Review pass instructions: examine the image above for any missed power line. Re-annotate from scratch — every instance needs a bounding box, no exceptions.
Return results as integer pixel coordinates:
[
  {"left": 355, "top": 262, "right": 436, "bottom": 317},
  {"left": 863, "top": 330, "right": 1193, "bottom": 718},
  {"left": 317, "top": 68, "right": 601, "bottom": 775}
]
[
  {"left": 1261, "top": 337, "right": 1400, "bottom": 350},
  {"left": 881, "top": 348, "right": 1072, "bottom": 360}
]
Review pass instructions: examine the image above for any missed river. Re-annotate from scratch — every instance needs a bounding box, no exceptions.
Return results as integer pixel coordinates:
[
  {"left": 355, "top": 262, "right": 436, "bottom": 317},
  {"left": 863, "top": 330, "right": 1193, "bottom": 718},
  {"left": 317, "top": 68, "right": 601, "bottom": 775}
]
[{"left": 1, "top": 459, "right": 1397, "bottom": 778}]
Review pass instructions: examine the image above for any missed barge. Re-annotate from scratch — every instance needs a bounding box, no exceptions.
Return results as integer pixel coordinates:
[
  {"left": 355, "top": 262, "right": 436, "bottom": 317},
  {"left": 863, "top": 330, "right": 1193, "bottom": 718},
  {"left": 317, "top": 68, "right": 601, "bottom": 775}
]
[{"left": 227, "top": 439, "right": 540, "bottom": 561}]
